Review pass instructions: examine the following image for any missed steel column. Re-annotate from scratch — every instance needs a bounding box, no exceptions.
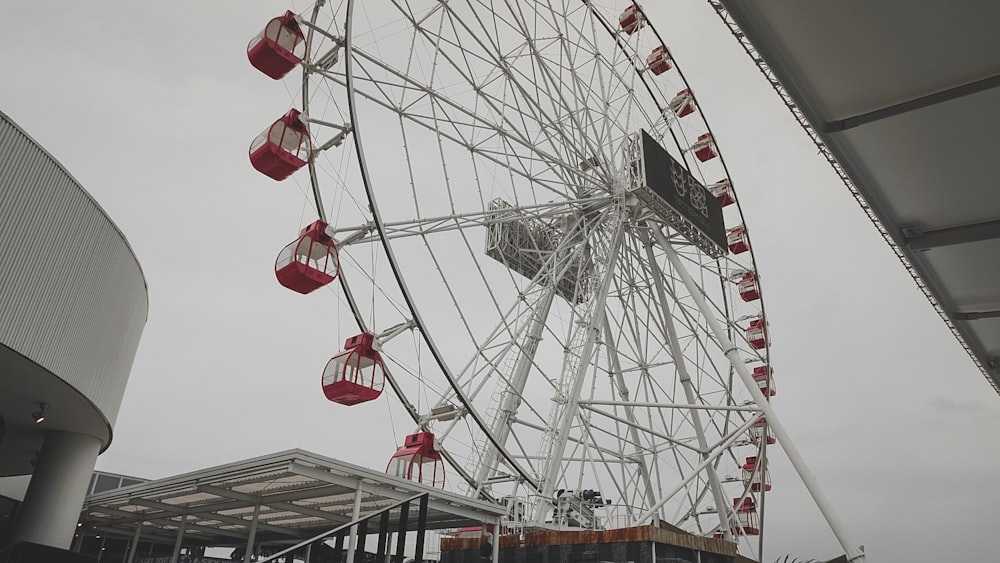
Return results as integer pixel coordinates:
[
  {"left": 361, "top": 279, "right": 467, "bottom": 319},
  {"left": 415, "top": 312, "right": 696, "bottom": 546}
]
[
  {"left": 353, "top": 519, "right": 369, "bottom": 563},
  {"left": 475, "top": 287, "right": 556, "bottom": 491},
  {"left": 124, "top": 521, "right": 142, "bottom": 563},
  {"left": 413, "top": 494, "right": 429, "bottom": 563},
  {"left": 169, "top": 514, "right": 186, "bottom": 563},
  {"left": 600, "top": 315, "right": 660, "bottom": 519},
  {"left": 346, "top": 483, "right": 364, "bottom": 562},
  {"left": 651, "top": 225, "right": 866, "bottom": 563},
  {"left": 242, "top": 501, "right": 261, "bottom": 563},
  {"left": 394, "top": 501, "right": 410, "bottom": 563},
  {"left": 641, "top": 229, "right": 732, "bottom": 537},
  {"left": 537, "top": 218, "right": 627, "bottom": 514},
  {"left": 376, "top": 510, "right": 390, "bottom": 562}
]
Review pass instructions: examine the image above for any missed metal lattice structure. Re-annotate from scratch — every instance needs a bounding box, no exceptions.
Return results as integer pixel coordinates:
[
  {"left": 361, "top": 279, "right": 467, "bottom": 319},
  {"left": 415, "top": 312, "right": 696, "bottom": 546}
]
[{"left": 244, "top": 2, "right": 868, "bottom": 561}]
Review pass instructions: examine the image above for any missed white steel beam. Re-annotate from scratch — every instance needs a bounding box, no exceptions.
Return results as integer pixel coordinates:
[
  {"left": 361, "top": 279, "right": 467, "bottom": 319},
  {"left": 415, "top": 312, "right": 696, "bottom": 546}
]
[
  {"left": 641, "top": 229, "right": 733, "bottom": 537},
  {"left": 601, "top": 315, "right": 659, "bottom": 519},
  {"left": 650, "top": 223, "right": 866, "bottom": 563},
  {"left": 169, "top": 515, "right": 186, "bottom": 563},
  {"left": 536, "top": 217, "right": 627, "bottom": 514},
  {"left": 242, "top": 501, "right": 260, "bottom": 563},
  {"left": 635, "top": 415, "right": 761, "bottom": 523},
  {"left": 287, "top": 462, "right": 504, "bottom": 524},
  {"left": 579, "top": 400, "right": 758, "bottom": 412},
  {"left": 474, "top": 287, "right": 555, "bottom": 492},
  {"left": 345, "top": 484, "right": 364, "bottom": 563}
]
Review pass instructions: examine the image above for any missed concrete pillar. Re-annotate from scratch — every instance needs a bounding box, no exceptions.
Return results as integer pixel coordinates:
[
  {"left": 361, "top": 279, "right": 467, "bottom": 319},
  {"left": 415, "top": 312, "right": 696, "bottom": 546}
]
[{"left": 7, "top": 431, "right": 102, "bottom": 549}]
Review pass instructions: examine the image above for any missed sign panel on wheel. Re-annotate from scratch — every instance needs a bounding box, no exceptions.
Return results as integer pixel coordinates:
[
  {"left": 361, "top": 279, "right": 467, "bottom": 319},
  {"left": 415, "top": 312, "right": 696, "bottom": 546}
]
[{"left": 637, "top": 130, "right": 728, "bottom": 254}]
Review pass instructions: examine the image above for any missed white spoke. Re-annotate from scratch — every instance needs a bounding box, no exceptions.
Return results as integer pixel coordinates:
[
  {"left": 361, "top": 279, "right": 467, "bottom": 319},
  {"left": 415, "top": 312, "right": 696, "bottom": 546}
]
[{"left": 270, "top": 3, "right": 824, "bottom": 556}]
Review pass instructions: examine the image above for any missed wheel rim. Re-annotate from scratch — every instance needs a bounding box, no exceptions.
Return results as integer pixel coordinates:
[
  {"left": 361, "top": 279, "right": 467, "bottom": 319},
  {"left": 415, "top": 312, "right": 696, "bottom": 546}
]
[{"left": 287, "top": 0, "right": 772, "bottom": 547}]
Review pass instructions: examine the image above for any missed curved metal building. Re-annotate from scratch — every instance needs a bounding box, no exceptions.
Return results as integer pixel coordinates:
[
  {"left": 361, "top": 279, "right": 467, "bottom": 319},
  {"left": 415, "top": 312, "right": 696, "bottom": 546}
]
[{"left": 0, "top": 110, "right": 148, "bottom": 549}]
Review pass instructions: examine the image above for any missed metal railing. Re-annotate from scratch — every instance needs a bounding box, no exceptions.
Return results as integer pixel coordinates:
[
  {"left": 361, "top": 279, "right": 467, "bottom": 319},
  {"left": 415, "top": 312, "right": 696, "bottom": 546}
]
[{"left": 259, "top": 493, "right": 429, "bottom": 563}]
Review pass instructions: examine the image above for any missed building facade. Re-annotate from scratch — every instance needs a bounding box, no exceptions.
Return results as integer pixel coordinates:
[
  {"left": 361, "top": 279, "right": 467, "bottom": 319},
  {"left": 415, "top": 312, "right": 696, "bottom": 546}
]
[{"left": 0, "top": 110, "right": 148, "bottom": 549}]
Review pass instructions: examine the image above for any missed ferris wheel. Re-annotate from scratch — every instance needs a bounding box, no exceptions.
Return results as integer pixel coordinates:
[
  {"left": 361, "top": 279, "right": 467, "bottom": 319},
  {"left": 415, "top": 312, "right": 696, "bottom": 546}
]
[{"left": 246, "top": 0, "right": 784, "bottom": 553}]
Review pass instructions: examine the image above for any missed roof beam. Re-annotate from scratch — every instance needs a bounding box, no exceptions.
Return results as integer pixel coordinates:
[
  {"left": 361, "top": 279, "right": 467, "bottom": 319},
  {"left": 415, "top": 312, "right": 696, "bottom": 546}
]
[
  {"left": 822, "top": 73, "right": 1000, "bottom": 132},
  {"left": 952, "top": 310, "right": 1000, "bottom": 321},
  {"left": 128, "top": 498, "right": 304, "bottom": 538},
  {"left": 289, "top": 462, "right": 500, "bottom": 524},
  {"left": 198, "top": 484, "right": 353, "bottom": 525},
  {"left": 85, "top": 513, "right": 247, "bottom": 541},
  {"left": 83, "top": 484, "right": 350, "bottom": 529},
  {"left": 89, "top": 524, "right": 179, "bottom": 544},
  {"left": 903, "top": 218, "right": 1000, "bottom": 250}
]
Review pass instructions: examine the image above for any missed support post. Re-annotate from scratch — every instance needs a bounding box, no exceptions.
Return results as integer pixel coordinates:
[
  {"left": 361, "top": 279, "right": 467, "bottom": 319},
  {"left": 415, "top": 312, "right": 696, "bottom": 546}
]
[
  {"left": 354, "top": 519, "right": 369, "bottom": 563},
  {"left": 537, "top": 218, "right": 627, "bottom": 514},
  {"left": 601, "top": 316, "right": 659, "bottom": 517},
  {"left": 332, "top": 533, "right": 345, "bottom": 562},
  {"left": 243, "top": 500, "right": 261, "bottom": 563},
  {"left": 6, "top": 431, "right": 102, "bottom": 549},
  {"left": 394, "top": 501, "right": 410, "bottom": 563},
  {"left": 346, "top": 484, "right": 364, "bottom": 562},
  {"left": 413, "top": 494, "right": 428, "bottom": 563},
  {"left": 304, "top": 543, "right": 312, "bottom": 563},
  {"left": 641, "top": 230, "right": 733, "bottom": 537},
  {"left": 376, "top": 510, "right": 390, "bottom": 562},
  {"left": 71, "top": 527, "right": 85, "bottom": 552},
  {"left": 124, "top": 521, "right": 143, "bottom": 563},
  {"left": 650, "top": 224, "right": 866, "bottom": 563},
  {"left": 492, "top": 515, "right": 501, "bottom": 563},
  {"left": 169, "top": 514, "right": 187, "bottom": 563},
  {"left": 474, "top": 287, "right": 555, "bottom": 492}
]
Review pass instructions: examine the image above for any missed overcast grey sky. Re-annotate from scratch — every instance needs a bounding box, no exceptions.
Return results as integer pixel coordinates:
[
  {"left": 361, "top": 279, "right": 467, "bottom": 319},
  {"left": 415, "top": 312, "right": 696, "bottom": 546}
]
[{"left": 2, "top": 1, "right": 999, "bottom": 562}]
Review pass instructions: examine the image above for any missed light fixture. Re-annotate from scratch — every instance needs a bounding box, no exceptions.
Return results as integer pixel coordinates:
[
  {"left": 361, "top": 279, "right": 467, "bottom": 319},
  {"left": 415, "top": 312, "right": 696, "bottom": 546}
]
[{"left": 32, "top": 402, "right": 50, "bottom": 424}]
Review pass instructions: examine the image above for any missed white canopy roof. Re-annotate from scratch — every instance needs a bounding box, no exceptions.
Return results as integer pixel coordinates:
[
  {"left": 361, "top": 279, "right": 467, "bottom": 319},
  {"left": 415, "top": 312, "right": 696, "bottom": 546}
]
[
  {"left": 714, "top": 0, "right": 1000, "bottom": 392},
  {"left": 79, "top": 449, "right": 505, "bottom": 547}
]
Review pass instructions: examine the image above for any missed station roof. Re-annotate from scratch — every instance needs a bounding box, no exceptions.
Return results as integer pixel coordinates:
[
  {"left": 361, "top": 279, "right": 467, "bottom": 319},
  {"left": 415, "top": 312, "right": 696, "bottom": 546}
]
[
  {"left": 713, "top": 0, "right": 1000, "bottom": 392},
  {"left": 79, "top": 449, "right": 506, "bottom": 547}
]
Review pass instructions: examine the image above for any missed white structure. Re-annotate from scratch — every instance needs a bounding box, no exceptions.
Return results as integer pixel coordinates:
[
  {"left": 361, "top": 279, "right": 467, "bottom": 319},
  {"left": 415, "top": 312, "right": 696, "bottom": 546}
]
[
  {"left": 713, "top": 0, "right": 1000, "bottom": 393},
  {"left": 0, "top": 110, "right": 148, "bottom": 549}
]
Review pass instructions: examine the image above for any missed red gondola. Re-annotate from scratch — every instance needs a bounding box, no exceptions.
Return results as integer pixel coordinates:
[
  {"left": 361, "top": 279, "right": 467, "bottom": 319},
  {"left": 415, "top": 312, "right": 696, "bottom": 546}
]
[
  {"left": 691, "top": 133, "right": 718, "bottom": 162},
  {"left": 247, "top": 11, "right": 306, "bottom": 79},
  {"left": 322, "top": 333, "right": 385, "bottom": 406},
  {"left": 741, "top": 456, "right": 772, "bottom": 492},
  {"left": 387, "top": 431, "right": 445, "bottom": 487},
  {"left": 275, "top": 220, "right": 339, "bottom": 294},
  {"left": 647, "top": 45, "right": 672, "bottom": 75},
  {"left": 619, "top": 4, "right": 645, "bottom": 35},
  {"left": 746, "top": 317, "right": 768, "bottom": 350},
  {"left": 752, "top": 364, "right": 776, "bottom": 397},
  {"left": 726, "top": 225, "right": 749, "bottom": 254},
  {"left": 737, "top": 272, "right": 760, "bottom": 302},
  {"left": 749, "top": 417, "right": 776, "bottom": 445},
  {"left": 733, "top": 498, "right": 760, "bottom": 535},
  {"left": 752, "top": 365, "right": 776, "bottom": 397},
  {"left": 250, "top": 109, "right": 311, "bottom": 181},
  {"left": 667, "top": 89, "right": 696, "bottom": 118},
  {"left": 708, "top": 179, "right": 734, "bottom": 207}
]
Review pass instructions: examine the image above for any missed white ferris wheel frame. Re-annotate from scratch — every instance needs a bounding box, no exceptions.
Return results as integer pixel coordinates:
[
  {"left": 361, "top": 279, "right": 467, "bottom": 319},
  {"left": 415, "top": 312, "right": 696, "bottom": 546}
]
[{"left": 268, "top": 1, "right": 867, "bottom": 561}]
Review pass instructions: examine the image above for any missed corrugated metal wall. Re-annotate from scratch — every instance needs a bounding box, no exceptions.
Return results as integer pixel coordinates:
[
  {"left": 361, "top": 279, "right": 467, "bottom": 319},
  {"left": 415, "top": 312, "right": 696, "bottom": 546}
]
[{"left": 0, "top": 110, "right": 148, "bottom": 429}]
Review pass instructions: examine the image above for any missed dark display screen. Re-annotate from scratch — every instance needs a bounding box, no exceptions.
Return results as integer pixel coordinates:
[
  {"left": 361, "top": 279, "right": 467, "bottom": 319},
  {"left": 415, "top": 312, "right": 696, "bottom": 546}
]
[{"left": 639, "top": 130, "right": 727, "bottom": 251}]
